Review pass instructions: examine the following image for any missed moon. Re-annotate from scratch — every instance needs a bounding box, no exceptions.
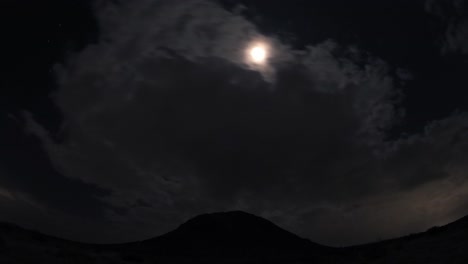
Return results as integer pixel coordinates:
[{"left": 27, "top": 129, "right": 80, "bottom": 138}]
[
  {"left": 246, "top": 42, "right": 269, "bottom": 65},
  {"left": 250, "top": 46, "right": 267, "bottom": 63}
]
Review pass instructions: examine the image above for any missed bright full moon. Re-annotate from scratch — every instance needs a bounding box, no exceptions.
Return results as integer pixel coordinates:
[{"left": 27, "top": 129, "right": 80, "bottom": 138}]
[{"left": 249, "top": 46, "right": 267, "bottom": 64}]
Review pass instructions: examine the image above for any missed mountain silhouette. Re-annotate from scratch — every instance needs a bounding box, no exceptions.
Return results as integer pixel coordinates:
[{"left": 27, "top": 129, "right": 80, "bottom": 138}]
[
  {"left": 2, "top": 211, "right": 468, "bottom": 263},
  {"left": 138, "top": 211, "right": 329, "bottom": 259}
]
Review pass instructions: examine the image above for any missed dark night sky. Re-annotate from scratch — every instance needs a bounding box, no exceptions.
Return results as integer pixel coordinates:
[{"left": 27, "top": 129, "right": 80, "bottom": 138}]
[{"left": 1, "top": 0, "right": 468, "bottom": 246}]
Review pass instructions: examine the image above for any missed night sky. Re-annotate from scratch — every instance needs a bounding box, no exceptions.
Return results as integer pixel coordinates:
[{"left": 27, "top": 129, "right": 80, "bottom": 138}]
[{"left": 1, "top": 0, "right": 468, "bottom": 247}]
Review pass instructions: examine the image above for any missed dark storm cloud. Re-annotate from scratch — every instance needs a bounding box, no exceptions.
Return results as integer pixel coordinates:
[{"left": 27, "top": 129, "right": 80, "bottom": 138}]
[
  {"left": 426, "top": 0, "right": 468, "bottom": 54},
  {"left": 22, "top": 0, "right": 468, "bottom": 246}
]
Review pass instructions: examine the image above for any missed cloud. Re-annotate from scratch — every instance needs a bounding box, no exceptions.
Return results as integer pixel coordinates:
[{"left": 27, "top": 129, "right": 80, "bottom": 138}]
[
  {"left": 285, "top": 113, "right": 468, "bottom": 245},
  {"left": 19, "top": 0, "right": 468, "bottom": 246},
  {"left": 0, "top": 114, "right": 121, "bottom": 242},
  {"left": 425, "top": 0, "right": 468, "bottom": 54},
  {"left": 0, "top": 115, "right": 112, "bottom": 219}
]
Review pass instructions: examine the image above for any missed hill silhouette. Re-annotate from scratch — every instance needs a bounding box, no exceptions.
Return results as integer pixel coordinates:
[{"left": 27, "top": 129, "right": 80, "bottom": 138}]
[
  {"left": 134, "top": 211, "right": 331, "bottom": 260},
  {"left": 146, "top": 211, "right": 325, "bottom": 255},
  {"left": 343, "top": 214, "right": 468, "bottom": 263},
  {"left": 2, "top": 211, "right": 468, "bottom": 263}
]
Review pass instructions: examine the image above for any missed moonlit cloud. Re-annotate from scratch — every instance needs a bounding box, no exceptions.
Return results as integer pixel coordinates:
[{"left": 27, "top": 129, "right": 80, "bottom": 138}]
[{"left": 19, "top": 0, "right": 468, "bottom": 246}]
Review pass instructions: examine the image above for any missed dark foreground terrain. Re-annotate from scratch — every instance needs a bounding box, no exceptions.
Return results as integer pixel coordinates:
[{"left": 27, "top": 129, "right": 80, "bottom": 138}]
[{"left": 1, "top": 211, "right": 468, "bottom": 263}]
